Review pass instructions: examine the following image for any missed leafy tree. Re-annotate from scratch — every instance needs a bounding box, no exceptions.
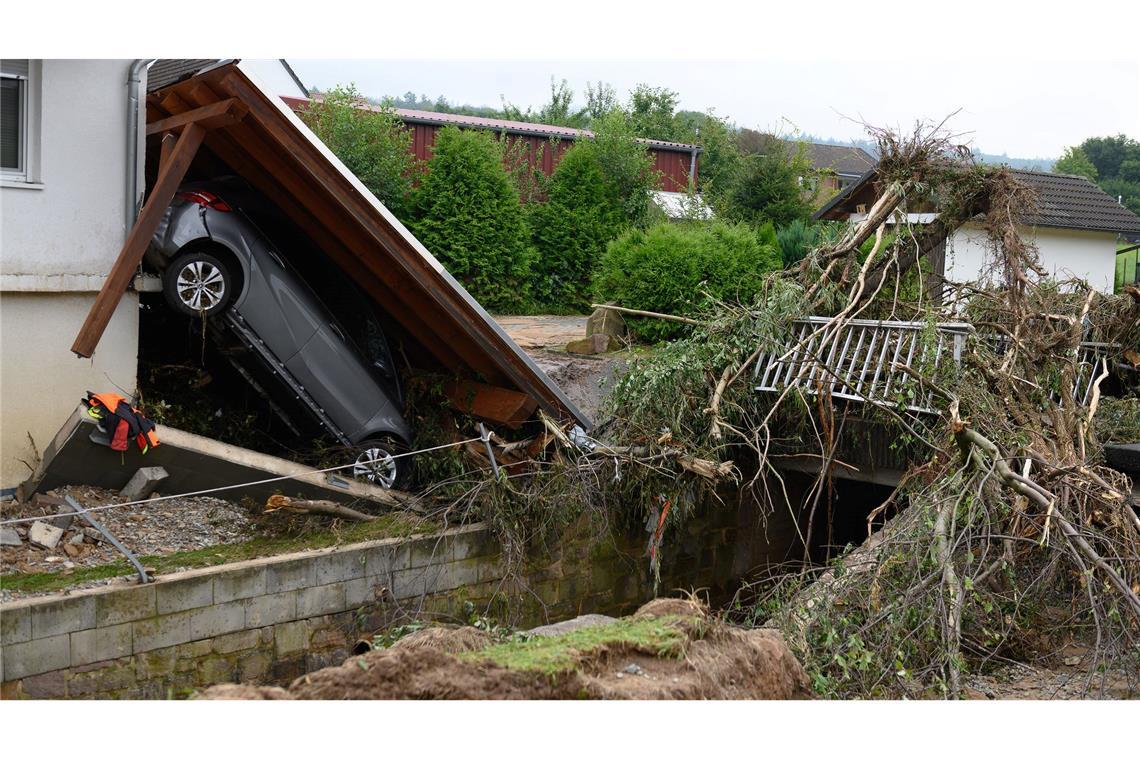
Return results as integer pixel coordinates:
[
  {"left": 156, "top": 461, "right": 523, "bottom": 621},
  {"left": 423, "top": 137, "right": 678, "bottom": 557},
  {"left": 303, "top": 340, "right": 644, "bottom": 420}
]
[
  {"left": 677, "top": 111, "right": 742, "bottom": 197},
  {"left": 583, "top": 81, "right": 619, "bottom": 122},
  {"left": 1079, "top": 134, "right": 1140, "bottom": 180},
  {"left": 594, "top": 222, "right": 782, "bottom": 341},
  {"left": 502, "top": 78, "right": 588, "bottom": 128},
  {"left": 408, "top": 126, "right": 533, "bottom": 312},
  {"left": 527, "top": 113, "right": 658, "bottom": 310},
  {"left": 627, "top": 84, "right": 680, "bottom": 142},
  {"left": 1053, "top": 146, "right": 1098, "bottom": 180},
  {"left": 300, "top": 84, "right": 416, "bottom": 217},
  {"left": 587, "top": 109, "right": 659, "bottom": 227}
]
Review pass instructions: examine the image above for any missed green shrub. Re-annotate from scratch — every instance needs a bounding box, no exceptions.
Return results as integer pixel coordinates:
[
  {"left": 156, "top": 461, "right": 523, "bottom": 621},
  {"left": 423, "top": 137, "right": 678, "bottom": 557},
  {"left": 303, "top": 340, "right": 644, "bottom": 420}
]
[
  {"left": 409, "top": 126, "right": 533, "bottom": 312},
  {"left": 594, "top": 221, "right": 782, "bottom": 341},
  {"left": 300, "top": 85, "right": 416, "bottom": 218}
]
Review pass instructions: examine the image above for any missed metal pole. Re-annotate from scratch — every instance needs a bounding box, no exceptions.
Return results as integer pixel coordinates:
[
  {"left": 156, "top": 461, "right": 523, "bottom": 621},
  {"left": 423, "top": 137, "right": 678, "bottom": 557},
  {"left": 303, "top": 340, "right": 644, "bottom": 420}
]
[
  {"left": 478, "top": 423, "right": 500, "bottom": 479},
  {"left": 64, "top": 495, "right": 151, "bottom": 584}
]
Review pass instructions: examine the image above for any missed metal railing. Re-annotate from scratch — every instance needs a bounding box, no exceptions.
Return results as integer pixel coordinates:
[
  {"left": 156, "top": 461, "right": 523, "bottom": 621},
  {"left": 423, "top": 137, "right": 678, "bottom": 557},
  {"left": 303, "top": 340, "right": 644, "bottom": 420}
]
[{"left": 754, "top": 316, "right": 1117, "bottom": 414}]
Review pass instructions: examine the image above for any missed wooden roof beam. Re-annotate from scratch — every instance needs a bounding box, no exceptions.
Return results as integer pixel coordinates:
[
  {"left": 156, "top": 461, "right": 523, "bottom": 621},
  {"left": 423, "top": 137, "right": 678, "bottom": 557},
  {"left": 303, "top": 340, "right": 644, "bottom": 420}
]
[
  {"left": 145, "top": 98, "right": 247, "bottom": 136},
  {"left": 71, "top": 122, "right": 206, "bottom": 358}
]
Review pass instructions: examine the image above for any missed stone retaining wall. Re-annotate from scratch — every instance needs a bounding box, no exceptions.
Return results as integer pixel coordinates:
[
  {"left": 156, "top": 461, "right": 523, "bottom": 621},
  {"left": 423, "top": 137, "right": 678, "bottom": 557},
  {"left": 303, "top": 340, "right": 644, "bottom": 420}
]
[{"left": 1, "top": 487, "right": 794, "bottom": 699}]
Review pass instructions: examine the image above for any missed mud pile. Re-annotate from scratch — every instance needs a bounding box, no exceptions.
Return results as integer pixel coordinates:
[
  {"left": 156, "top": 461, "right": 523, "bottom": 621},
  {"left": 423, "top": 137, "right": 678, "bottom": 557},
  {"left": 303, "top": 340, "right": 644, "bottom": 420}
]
[{"left": 197, "top": 598, "right": 812, "bottom": 700}]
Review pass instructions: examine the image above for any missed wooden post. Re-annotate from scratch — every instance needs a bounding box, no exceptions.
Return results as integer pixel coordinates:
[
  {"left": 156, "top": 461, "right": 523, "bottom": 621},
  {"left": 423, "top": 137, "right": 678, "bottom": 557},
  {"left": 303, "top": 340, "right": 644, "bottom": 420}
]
[
  {"left": 71, "top": 122, "right": 206, "bottom": 358},
  {"left": 158, "top": 131, "right": 177, "bottom": 171}
]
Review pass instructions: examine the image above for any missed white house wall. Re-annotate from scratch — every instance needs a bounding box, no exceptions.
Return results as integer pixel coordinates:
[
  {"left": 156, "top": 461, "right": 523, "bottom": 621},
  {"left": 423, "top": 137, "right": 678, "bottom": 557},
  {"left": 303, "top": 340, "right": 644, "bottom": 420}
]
[
  {"left": 0, "top": 59, "right": 138, "bottom": 491},
  {"left": 946, "top": 223, "right": 1117, "bottom": 293}
]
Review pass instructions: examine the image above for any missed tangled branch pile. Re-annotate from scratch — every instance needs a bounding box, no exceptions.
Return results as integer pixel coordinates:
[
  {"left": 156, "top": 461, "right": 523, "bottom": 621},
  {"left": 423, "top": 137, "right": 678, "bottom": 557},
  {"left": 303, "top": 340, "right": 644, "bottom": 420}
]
[{"left": 589, "top": 120, "right": 1140, "bottom": 697}]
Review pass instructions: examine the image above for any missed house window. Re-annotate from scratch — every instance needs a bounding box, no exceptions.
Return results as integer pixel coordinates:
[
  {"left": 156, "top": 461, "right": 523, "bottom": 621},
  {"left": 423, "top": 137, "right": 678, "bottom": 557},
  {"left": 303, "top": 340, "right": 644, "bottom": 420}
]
[{"left": 1, "top": 59, "right": 38, "bottom": 183}]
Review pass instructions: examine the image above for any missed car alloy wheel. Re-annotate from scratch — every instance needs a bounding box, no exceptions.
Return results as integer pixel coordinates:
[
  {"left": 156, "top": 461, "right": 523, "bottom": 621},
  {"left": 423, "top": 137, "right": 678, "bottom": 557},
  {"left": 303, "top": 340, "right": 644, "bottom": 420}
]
[
  {"left": 176, "top": 259, "right": 227, "bottom": 312},
  {"left": 163, "top": 250, "right": 233, "bottom": 318},
  {"left": 353, "top": 445, "right": 399, "bottom": 489}
]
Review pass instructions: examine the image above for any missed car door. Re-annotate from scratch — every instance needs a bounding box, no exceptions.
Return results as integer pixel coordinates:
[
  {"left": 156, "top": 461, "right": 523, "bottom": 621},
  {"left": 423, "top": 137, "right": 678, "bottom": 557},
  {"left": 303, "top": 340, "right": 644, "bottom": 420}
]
[
  {"left": 284, "top": 320, "right": 400, "bottom": 442},
  {"left": 235, "top": 240, "right": 325, "bottom": 363}
]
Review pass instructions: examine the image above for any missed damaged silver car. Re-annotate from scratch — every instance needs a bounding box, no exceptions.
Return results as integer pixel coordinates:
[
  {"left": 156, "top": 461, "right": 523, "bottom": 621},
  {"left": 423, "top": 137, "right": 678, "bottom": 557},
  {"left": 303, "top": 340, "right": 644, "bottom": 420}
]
[{"left": 147, "top": 178, "right": 413, "bottom": 489}]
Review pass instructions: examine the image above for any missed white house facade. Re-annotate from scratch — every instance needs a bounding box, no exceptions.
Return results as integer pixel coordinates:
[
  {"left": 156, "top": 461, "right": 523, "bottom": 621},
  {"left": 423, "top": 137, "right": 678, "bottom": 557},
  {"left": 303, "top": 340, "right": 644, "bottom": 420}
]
[
  {"left": 947, "top": 224, "right": 1118, "bottom": 293},
  {"left": 1, "top": 59, "right": 140, "bottom": 492},
  {"left": 815, "top": 167, "right": 1140, "bottom": 296}
]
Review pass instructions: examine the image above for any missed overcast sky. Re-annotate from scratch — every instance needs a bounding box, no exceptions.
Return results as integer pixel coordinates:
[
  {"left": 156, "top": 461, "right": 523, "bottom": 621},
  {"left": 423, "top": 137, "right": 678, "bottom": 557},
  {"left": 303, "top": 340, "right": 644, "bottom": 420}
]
[{"left": 286, "top": 59, "right": 1139, "bottom": 160}]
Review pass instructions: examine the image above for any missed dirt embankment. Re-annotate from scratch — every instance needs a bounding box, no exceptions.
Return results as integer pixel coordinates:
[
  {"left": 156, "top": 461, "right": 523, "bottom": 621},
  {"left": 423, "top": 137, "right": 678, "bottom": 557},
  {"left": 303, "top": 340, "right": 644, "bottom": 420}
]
[{"left": 198, "top": 598, "right": 812, "bottom": 700}]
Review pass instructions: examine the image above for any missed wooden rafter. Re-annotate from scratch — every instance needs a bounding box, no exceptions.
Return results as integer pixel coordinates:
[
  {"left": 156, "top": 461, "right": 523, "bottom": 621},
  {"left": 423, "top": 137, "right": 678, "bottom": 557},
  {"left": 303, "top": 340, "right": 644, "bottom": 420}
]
[{"left": 71, "top": 123, "right": 207, "bottom": 357}]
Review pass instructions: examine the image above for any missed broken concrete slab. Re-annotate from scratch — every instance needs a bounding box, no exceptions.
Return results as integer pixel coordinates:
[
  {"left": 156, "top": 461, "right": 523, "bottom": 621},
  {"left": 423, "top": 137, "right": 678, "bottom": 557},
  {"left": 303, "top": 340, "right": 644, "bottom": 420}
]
[
  {"left": 51, "top": 505, "right": 77, "bottom": 531},
  {"left": 28, "top": 521, "right": 64, "bottom": 550},
  {"left": 120, "top": 466, "right": 169, "bottom": 502},
  {"left": 0, "top": 527, "right": 22, "bottom": 547},
  {"left": 19, "top": 406, "right": 410, "bottom": 509}
]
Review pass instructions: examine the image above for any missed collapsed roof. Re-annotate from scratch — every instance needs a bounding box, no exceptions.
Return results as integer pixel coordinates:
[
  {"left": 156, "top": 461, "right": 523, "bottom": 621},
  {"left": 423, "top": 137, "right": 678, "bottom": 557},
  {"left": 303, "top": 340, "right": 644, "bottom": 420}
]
[{"left": 75, "top": 60, "right": 588, "bottom": 430}]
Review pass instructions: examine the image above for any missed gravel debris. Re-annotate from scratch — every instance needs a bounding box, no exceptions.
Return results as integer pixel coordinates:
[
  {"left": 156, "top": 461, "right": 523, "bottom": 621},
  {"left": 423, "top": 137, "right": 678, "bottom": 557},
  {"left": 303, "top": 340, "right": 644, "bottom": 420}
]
[{"left": 1, "top": 484, "right": 254, "bottom": 601}]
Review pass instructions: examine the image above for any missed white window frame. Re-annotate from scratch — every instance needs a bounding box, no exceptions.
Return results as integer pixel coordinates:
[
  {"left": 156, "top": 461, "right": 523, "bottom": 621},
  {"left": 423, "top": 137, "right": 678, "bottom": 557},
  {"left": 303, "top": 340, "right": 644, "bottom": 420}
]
[{"left": 1, "top": 60, "right": 42, "bottom": 188}]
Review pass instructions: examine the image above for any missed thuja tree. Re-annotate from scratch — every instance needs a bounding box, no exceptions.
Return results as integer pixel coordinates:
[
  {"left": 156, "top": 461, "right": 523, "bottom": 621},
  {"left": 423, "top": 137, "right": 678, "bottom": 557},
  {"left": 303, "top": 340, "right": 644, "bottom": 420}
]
[
  {"left": 528, "top": 110, "right": 657, "bottom": 311},
  {"left": 300, "top": 85, "right": 416, "bottom": 218},
  {"left": 409, "top": 126, "right": 533, "bottom": 312}
]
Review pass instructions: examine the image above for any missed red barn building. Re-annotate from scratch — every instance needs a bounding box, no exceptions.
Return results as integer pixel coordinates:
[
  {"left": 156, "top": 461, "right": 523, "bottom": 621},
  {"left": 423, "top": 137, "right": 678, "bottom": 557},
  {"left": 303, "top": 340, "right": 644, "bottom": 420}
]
[{"left": 282, "top": 97, "right": 701, "bottom": 193}]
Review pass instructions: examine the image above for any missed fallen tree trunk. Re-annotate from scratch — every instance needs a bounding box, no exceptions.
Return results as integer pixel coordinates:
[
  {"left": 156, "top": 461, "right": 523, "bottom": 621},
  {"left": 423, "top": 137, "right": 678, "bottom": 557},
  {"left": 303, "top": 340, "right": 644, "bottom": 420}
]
[{"left": 264, "top": 494, "right": 379, "bottom": 522}]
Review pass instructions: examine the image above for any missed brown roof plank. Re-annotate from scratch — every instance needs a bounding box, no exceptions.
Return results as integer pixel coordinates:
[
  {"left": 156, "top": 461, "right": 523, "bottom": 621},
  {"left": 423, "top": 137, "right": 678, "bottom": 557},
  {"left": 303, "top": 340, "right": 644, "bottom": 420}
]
[{"left": 145, "top": 98, "right": 247, "bottom": 136}]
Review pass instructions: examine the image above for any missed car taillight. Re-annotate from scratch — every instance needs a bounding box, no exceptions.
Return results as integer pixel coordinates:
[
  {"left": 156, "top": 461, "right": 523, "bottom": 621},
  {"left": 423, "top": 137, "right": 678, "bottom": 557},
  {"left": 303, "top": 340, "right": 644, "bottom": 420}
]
[{"left": 177, "top": 190, "right": 232, "bottom": 212}]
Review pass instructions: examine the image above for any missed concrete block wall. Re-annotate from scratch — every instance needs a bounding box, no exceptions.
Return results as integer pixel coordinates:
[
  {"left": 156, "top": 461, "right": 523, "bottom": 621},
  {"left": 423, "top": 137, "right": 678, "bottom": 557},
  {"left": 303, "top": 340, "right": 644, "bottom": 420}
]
[{"left": 1, "top": 489, "right": 784, "bottom": 699}]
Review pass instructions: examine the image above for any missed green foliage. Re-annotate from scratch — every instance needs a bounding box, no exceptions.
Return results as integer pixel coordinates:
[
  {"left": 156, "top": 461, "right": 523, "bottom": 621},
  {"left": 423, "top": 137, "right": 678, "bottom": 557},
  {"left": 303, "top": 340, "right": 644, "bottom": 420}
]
[
  {"left": 1052, "top": 146, "right": 1098, "bottom": 180},
  {"left": 1061, "top": 134, "right": 1140, "bottom": 216},
  {"left": 677, "top": 111, "right": 742, "bottom": 197},
  {"left": 776, "top": 218, "right": 821, "bottom": 267},
  {"left": 502, "top": 77, "right": 589, "bottom": 129},
  {"left": 529, "top": 144, "right": 627, "bottom": 310},
  {"left": 1079, "top": 134, "right": 1140, "bottom": 180},
  {"left": 587, "top": 109, "right": 660, "bottom": 225},
  {"left": 300, "top": 85, "right": 416, "bottom": 217},
  {"left": 460, "top": 615, "right": 688, "bottom": 675},
  {"left": 716, "top": 139, "right": 817, "bottom": 228},
  {"left": 594, "top": 221, "right": 783, "bottom": 341},
  {"left": 627, "top": 84, "right": 682, "bottom": 142},
  {"left": 603, "top": 276, "right": 809, "bottom": 446},
  {"left": 1099, "top": 177, "right": 1140, "bottom": 216},
  {"left": 408, "top": 126, "right": 533, "bottom": 312}
]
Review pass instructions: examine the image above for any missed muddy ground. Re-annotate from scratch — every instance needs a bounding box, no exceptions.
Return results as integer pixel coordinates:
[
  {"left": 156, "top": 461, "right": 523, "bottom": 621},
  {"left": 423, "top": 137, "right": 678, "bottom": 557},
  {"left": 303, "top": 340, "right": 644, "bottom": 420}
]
[
  {"left": 199, "top": 598, "right": 815, "bottom": 700},
  {"left": 497, "top": 314, "right": 627, "bottom": 422}
]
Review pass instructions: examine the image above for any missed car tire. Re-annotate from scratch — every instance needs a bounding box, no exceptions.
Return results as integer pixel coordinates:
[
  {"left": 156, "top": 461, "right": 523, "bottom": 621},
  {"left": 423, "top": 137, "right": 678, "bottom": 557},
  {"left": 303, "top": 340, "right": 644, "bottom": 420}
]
[
  {"left": 164, "top": 250, "right": 234, "bottom": 318},
  {"left": 351, "top": 435, "right": 412, "bottom": 491}
]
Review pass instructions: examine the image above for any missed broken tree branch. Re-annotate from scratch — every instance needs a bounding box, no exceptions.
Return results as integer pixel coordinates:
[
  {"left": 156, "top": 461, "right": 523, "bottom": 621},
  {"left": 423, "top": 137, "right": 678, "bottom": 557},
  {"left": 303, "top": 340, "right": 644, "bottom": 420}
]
[
  {"left": 589, "top": 303, "right": 704, "bottom": 326},
  {"left": 264, "top": 495, "right": 379, "bottom": 522}
]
